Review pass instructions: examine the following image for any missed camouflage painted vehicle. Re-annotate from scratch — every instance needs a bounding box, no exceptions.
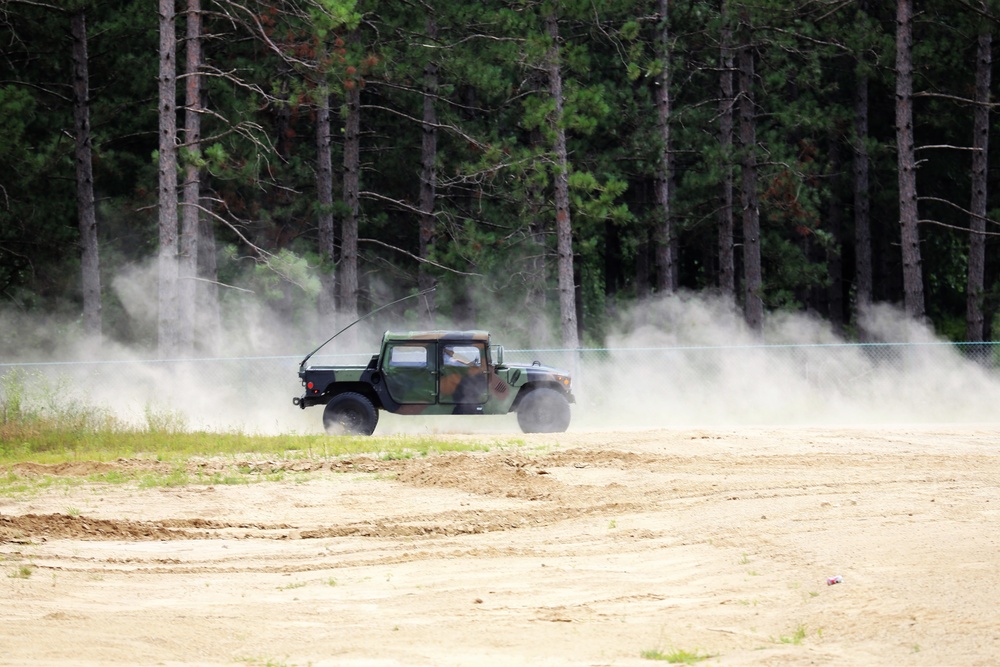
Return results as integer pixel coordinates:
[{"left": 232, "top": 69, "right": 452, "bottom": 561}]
[{"left": 293, "top": 330, "right": 575, "bottom": 435}]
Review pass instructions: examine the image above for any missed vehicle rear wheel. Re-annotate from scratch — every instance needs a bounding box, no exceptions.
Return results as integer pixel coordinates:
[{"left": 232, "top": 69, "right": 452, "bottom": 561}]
[
  {"left": 323, "top": 392, "right": 379, "bottom": 435},
  {"left": 516, "top": 388, "right": 571, "bottom": 433}
]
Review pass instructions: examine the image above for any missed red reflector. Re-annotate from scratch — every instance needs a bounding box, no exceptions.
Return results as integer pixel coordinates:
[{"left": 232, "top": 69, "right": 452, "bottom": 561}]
[{"left": 307, "top": 382, "right": 314, "bottom": 389}]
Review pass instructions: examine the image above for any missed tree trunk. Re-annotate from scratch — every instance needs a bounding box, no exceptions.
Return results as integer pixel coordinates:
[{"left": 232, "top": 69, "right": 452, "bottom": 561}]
[
  {"left": 178, "top": 0, "right": 201, "bottom": 357},
  {"left": 826, "top": 139, "right": 844, "bottom": 332},
  {"left": 158, "top": 0, "right": 179, "bottom": 358},
  {"left": 316, "top": 63, "right": 336, "bottom": 322},
  {"left": 418, "top": 14, "right": 439, "bottom": 322},
  {"left": 527, "top": 129, "right": 548, "bottom": 337},
  {"left": 545, "top": 12, "right": 579, "bottom": 349},
  {"left": 654, "top": 0, "right": 675, "bottom": 294},
  {"left": 737, "top": 13, "right": 762, "bottom": 332},
  {"left": 717, "top": 0, "right": 735, "bottom": 298},
  {"left": 636, "top": 228, "right": 651, "bottom": 301},
  {"left": 853, "top": 59, "right": 873, "bottom": 336},
  {"left": 196, "top": 215, "right": 221, "bottom": 354},
  {"left": 896, "top": 0, "right": 925, "bottom": 320},
  {"left": 340, "top": 67, "right": 361, "bottom": 322},
  {"left": 966, "top": 28, "right": 991, "bottom": 343},
  {"left": 71, "top": 10, "right": 101, "bottom": 339}
]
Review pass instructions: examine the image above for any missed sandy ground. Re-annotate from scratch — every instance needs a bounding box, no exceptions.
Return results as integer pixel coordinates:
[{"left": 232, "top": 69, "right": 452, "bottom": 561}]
[{"left": 2, "top": 424, "right": 1000, "bottom": 667}]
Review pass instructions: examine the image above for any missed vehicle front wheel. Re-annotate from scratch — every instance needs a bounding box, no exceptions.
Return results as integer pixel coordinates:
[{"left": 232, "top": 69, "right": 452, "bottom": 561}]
[
  {"left": 516, "top": 388, "right": 571, "bottom": 433},
  {"left": 323, "top": 392, "right": 379, "bottom": 435}
]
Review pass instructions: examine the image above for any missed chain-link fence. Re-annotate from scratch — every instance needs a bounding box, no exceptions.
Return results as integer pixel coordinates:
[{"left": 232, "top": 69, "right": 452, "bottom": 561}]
[{"left": 3, "top": 342, "right": 999, "bottom": 433}]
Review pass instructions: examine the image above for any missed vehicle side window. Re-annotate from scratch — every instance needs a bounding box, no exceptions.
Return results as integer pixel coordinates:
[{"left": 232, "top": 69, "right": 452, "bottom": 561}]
[
  {"left": 383, "top": 343, "right": 436, "bottom": 404},
  {"left": 442, "top": 344, "right": 482, "bottom": 367},
  {"left": 440, "top": 343, "right": 487, "bottom": 405},
  {"left": 388, "top": 345, "right": 428, "bottom": 368}
]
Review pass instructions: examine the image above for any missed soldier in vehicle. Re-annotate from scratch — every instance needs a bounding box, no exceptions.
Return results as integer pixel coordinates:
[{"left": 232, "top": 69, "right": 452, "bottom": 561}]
[{"left": 440, "top": 343, "right": 487, "bottom": 408}]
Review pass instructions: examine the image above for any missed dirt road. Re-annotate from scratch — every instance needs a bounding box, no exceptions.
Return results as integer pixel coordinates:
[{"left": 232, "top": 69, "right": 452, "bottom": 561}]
[{"left": 2, "top": 425, "right": 999, "bottom": 666}]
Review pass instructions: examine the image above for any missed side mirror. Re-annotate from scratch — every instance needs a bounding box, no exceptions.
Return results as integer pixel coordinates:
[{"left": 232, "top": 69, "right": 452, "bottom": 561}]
[{"left": 491, "top": 344, "right": 505, "bottom": 367}]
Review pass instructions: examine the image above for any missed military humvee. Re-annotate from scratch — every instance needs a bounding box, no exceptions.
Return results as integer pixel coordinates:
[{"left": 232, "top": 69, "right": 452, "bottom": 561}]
[{"left": 293, "top": 330, "right": 574, "bottom": 435}]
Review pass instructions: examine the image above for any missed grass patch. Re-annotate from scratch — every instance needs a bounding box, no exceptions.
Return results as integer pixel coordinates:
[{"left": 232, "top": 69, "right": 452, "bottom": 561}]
[
  {"left": 774, "top": 624, "right": 808, "bottom": 645},
  {"left": 2, "top": 430, "right": 495, "bottom": 466},
  {"left": 0, "top": 367, "right": 522, "bottom": 498},
  {"left": 239, "top": 658, "right": 294, "bottom": 667},
  {"left": 0, "top": 469, "right": 60, "bottom": 494},
  {"left": 641, "top": 647, "right": 711, "bottom": 663},
  {"left": 138, "top": 467, "right": 191, "bottom": 488},
  {"left": 0, "top": 368, "right": 505, "bottom": 468},
  {"left": 0, "top": 461, "right": 334, "bottom": 496},
  {"left": 8, "top": 564, "right": 34, "bottom": 579}
]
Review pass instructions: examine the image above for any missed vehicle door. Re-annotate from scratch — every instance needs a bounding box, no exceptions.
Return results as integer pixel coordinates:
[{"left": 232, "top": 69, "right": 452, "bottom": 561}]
[
  {"left": 439, "top": 342, "right": 488, "bottom": 405},
  {"left": 382, "top": 342, "right": 437, "bottom": 404}
]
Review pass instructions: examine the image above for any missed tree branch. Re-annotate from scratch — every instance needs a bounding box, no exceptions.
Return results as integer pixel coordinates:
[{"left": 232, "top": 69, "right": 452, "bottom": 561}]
[
  {"left": 913, "top": 90, "right": 1000, "bottom": 107},
  {"left": 359, "top": 237, "right": 483, "bottom": 276},
  {"left": 918, "top": 195, "right": 1000, "bottom": 228}
]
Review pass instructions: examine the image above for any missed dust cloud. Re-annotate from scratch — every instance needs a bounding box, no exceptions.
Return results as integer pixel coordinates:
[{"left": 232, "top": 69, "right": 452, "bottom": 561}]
[
  {"left": 2, "top": 276, "right": 999, "bottom": 435},
  {"left": 579, "top": 293, "right": 1000, "bottom": 430}
]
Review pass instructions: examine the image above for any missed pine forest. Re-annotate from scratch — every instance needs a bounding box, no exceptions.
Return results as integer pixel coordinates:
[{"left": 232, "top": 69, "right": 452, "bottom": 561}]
[{"left": 3, "top": 0, "right": 1000, "bottom": 358}]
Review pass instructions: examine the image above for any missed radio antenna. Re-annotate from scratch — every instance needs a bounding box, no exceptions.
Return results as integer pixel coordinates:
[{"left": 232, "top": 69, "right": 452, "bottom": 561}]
[{"left": 298, "top": 286, "right": 436, "bottom": 370}]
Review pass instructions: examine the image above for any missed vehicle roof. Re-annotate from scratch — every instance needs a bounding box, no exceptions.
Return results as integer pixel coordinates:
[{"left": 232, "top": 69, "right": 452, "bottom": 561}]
[{"left": 382, "top": 330, "right": 490, "bottom": 343}]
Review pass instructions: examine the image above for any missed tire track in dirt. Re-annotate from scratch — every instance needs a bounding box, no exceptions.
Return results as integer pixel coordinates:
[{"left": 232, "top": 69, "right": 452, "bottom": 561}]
[
  {"left": 3, "top": 448, "right": 988, "bottom": 545},
  {"left": 0, "top": 514, "right": 294, "bottom": 542},
  {"left": 4, "top": 428, "right": 999, "bottom": 667}
]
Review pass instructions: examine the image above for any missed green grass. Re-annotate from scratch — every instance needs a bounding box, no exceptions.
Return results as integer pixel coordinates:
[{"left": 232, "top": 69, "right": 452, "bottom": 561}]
[
  {"left": 137, "top": 466, "right": 191, "bottom": 488},
  {"left": 0, "top": 368, "right": 516, "bottom": 501},
  {"left": 0, "top": 457, "right": 394, "bottom": 496},
  {"left": 641, "top": 647, "right": 711, "bottom": 663},
  {"left": 2, "top": 421, "right": 494, "bottom": 465},
  {"left": 1, "top": 429, "right": 495, "bottom": 465},
  {"left": 238, "top": 658, "right": 296, "bottom": 667},
  {"left": 8, "top": 564, "right": 34, "bottom": 579},
  {"left": 1, "top": 368, "right": 499, "bottom": 462},
  {"left": 774, "top": 624, "right": 808, "bottom": 645},
  {"left": 0, "top": 369, "right": 512, "bottom": 494}
]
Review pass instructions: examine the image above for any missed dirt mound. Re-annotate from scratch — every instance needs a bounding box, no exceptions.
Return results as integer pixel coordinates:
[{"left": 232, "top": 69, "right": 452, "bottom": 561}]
[
  {"left": 395, "top": 452, "right": 557, "bottom": 499},
  {"left": 0, "top": 513, "right": 300, "bottom": 542},
  {"left": 9, "top": 460, "right": 162, "bottom": 477},
  {"left": 0, "top": 513, "right": 192, "bottom": 541},
  {"left": 2, "top": 427, "right": 1000, "bottom": 666},
  {"left": 6, "top": 456, "right": 398, "bottom": 480}
]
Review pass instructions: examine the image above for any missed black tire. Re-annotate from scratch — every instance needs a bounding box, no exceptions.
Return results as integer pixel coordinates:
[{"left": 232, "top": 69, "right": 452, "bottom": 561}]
[
  {"left": 516, "top": 388, "right": 571, "bottom": 433},
  {"left": 323, "top": 392, "right": 379, "bottom": 435}
]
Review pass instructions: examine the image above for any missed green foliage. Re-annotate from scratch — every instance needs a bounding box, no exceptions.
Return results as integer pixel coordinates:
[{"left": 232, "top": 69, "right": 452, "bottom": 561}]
[
  {"left": 774, "top": 623, "right": 809, "bottom": 645},
  {"left": 311, "top": 0, "right": 361, "bottom": 36},
  {"left": 0, "top": 368, "right": 497, "bottom": 467},
  {"left": 0, "top": 0, "right": 997, "bottom": 345},
  {"left": 640, "top": 647, "right": 711, "bottom": 663},
  {"left": 8, "top": 564, "right": 34, "bottom": 580},
  {"left": 1, "top": 368, "right": 28, "bottom": 425},
  {"left": 256, "top": 249, "right": 322, "bottom": 302}
]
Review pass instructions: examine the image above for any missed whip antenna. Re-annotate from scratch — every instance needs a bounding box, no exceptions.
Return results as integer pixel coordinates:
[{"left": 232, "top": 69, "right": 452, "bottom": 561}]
[{"left": 299, "top": 286, "right": 436, "bottom": 370}]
